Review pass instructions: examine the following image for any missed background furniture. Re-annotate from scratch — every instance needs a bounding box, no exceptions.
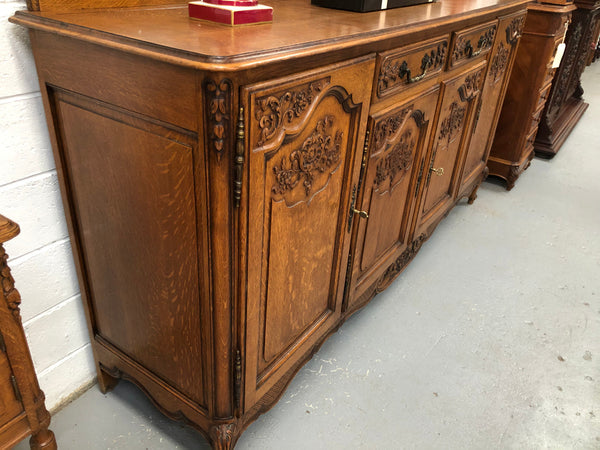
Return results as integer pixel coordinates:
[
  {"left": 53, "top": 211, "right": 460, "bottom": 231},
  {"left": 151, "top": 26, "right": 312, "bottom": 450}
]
[
  {"left": 489, "top": 3, "right": 574, "bottom": 189},
  {"left": 10, "top": 0, "right": 527, "bottom": 447},
  {"left": 535, "top": 0, "right": 600, "bottom": 157},
  {"left": 0, "top": 215, "right": 56, "bottom": 449}
]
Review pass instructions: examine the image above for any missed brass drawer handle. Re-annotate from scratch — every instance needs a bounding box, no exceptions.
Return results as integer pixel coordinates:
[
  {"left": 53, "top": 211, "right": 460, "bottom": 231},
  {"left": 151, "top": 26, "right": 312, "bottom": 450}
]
[
  {"left": 430, "top": 167, "right": 444, "bottom": 176},
  {"left": 351, "top": 208, "right": 369, "bottom": 219}
]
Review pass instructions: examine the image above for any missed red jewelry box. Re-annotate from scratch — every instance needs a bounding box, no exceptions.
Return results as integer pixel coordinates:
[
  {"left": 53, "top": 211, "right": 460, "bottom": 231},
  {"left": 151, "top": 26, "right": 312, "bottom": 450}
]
[{"left": 189, "top": 0, "right": 273, "bottom": 26}]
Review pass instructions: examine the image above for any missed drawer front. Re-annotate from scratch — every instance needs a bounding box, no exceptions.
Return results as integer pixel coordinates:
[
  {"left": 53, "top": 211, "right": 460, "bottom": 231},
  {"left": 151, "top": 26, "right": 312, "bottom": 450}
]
[
  {"left": 375, "top": 36, "right": 449, "bottom": 100},
  {"left": 449, "top": 20, "right": 499, "bottom": 68},
  {"left": 538, "top": 82, "right": 553, "bottom": 110}
]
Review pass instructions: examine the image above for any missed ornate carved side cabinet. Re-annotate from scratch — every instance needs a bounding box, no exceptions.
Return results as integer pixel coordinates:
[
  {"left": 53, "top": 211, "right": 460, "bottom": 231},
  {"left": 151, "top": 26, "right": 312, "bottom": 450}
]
[
  {"left": 489, "top": 2, "right": 574, "bottom": 189},
  {"left": 0, "top": 215, "right": 56, "bottom": 449},
  {"left": 535, "top": 0, "right": 600, "bottom": 157},
  {"left": 10, "top": 0, "right": 527, "bottom": 447}
]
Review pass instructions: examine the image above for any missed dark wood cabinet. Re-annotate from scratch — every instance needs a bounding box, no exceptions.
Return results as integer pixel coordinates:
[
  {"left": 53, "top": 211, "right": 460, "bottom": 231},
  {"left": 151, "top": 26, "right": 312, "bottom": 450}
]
[
  {"left": 10, "top": 0, "right": 527, "bottom": 447},
  {"left": 535, "top": 0, "right": 600, "bottom": 157},
  {"left": 489, "top": 3, "right": 574, "bottom": 189},
  {"left": 0, "top": 216, "right": 56, "bottom": 450}
]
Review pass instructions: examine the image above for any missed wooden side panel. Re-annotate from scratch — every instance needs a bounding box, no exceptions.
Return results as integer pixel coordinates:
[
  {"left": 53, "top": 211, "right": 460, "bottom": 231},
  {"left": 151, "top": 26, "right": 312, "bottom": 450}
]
[
  {"left": 348, "top": 86, "right": 440, "bottom": 305},
  {"left": 52, "top": 91, "right": 207, "bottom": 408},
  {"left": 243, "top": 57, "right": 374, "bottom": 407},
  {"left": 459, "top": 12, "right": 525, "bottom": 196},
  {"left": 0, "top": 353, "right": 23, "bottom": 427},
  {"left": 414, "top": 61, "right": 486, "bottom": 236}
]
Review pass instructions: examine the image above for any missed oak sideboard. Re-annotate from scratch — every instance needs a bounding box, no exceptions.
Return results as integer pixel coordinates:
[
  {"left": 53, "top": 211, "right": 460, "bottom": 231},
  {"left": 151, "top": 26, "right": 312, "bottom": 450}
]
[{"left": 11, "top": 0, "right": 528, "bottom": 447}]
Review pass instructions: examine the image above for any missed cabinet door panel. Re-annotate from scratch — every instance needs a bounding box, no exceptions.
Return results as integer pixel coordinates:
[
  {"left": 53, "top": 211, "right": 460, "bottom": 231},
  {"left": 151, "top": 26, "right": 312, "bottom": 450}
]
[
  {"left": 53, "top": 92, "right": 206, "bottom": 408},
  {"left": 459, "top": 12, "right": 525, "bottom": 197},
  {"left": 415, "top": 61, "right": 486, "bottom": 236},
  {"left": 348, "top": 86, "right": 440, "bottom": 306},
  {"left": 243, "top": 57, "right": 374, "bottom": 406}
]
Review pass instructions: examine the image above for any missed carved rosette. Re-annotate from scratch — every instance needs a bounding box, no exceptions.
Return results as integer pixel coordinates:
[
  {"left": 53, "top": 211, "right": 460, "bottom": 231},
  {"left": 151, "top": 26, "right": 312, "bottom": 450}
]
[
  {"left": 255, "top": 78, "right": 330, "bottom": 146},
  {"left": 506, "top": 16, "right": 525, "bottom": 47},
  {"left": 373, "top": 130, "right": 415, "bottom": 190},
  {"left": 439, "top": 102, "right": 466, "bottom": 145},
  {"left": 377, "top": 43, "right": 447, "bottom": 96},
  {"left": 489, "top": 42, "right": 510, "bottom": 83},
  {"left": 372, "top": 107, "right": 411, "bottom": 152},
  {"left": 0, "top": 246, "right": 21, "bottom": 321},
  {"left": 272, "top": 115, "right": 342, "bottom": 198},
  {"left": 209, "top": 423, "right": 237, "bottom": 450},
  {"left": 205, "top": 79, "right": 232, "bottom": 161}
]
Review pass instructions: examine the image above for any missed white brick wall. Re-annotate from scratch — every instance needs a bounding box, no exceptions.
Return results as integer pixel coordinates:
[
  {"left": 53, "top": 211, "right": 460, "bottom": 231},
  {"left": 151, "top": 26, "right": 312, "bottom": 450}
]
[{"left": 1, "top": 1, "right": 95, "bottom": 411}]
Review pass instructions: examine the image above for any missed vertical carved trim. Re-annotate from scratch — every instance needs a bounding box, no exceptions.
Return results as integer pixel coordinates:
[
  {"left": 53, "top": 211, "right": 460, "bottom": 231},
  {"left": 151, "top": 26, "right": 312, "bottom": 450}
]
[
  {"left": 234, "top": 350, "right": 242, "bottom": 413},
  {"left": 205, "top": 78, "right": 232, "bottom": 161},
  {"left": 234, "top": 107, "right": 245, "bottom": 208},
  {"left": 1, "top": 245, "right": 21, "bottom": 322},
  {"left": 210, "top": 423, "right": 237, "bottom": 450}
]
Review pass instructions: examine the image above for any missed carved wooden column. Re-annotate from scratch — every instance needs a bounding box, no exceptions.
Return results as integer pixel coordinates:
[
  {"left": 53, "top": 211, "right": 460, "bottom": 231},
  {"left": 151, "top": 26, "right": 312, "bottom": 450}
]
[
  {"left": 535, "top": 0, "right": 600, "bottom": 157},
  {"left": 0, "top": 215, "right": 56, "bottom": 450}
]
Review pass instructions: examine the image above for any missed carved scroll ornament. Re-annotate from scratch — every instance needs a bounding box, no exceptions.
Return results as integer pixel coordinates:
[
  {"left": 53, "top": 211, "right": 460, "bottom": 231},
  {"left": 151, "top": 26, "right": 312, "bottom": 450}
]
[
  {"left": 272, "top": 115, "right": 342, "bottom": 198},
  {"left": 255, "top": 78, "right": 330, "bottom": 146},
  {"left": 506, "top": 15, "right": 525, "bottom": 47},
  {"left": 372, "top": 107, "right": 411, "bottom": 153},
  {"left": 458, "top": 69, "right": 484, "bottom": 101},
  {"left": 0, "top": 246, "right": 21, "bottom": 321}
]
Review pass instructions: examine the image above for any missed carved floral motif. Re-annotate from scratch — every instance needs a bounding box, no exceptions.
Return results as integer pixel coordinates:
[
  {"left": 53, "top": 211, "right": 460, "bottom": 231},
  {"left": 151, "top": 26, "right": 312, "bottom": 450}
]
[
  {"left": 205, "top": 79, "right": 232, "bottom": 161},
  {"left": 439, "top": 101, "right": 466, "bottom": 145},
  {"left": 489, "top": 41, "right": 510, "bottom": 82},
  {"left": 0, "top": 246, "right": 21, "bottom": 321},
  {"left": 272, "top": 115, "right": 342, "bottom": 197},
  {"left": 373, "top": 130, "right": 415, "bottom": 189},
  {"left": 255, "top": 79, "right": 330, "bottom": 146}
]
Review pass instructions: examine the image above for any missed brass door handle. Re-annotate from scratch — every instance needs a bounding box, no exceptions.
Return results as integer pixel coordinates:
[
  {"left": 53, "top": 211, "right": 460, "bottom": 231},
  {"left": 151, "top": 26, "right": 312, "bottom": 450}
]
[
  {"left": 352, "top": 208, "right": 369, "bottom": 219},
  {"left": 430, "top": 167, "right": 444, "bottom": 176}
]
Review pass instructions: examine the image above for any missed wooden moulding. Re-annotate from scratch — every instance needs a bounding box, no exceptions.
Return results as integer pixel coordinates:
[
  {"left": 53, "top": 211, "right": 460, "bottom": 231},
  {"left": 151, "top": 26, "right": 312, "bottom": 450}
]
[
  {"left": 27, "top": 0, "right": 181, "bottom": 13},
  {"left": 0, "top": 215, "right": 20, "bottom": 244}
]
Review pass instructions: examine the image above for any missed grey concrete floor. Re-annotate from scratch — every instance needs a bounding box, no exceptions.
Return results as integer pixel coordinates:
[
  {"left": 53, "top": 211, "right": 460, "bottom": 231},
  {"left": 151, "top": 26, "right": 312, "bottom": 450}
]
[{"left": 16, "top": 63, "right": 600, "bottom": 450}]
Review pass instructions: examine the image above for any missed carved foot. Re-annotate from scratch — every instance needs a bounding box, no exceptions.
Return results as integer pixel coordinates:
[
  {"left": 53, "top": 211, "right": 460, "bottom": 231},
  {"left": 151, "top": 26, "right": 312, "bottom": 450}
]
[
  {"left": 209, "top": 423, "right": 237, "bottom": 450},
  {"left": 29, "top": 428, "right": 57, "bottom": 450},
  {"left": 97, "top": 366, "right": 120, "bottom": 394},
  {"left": 505, "top": 166, "right": 520, "bottom": 191}
]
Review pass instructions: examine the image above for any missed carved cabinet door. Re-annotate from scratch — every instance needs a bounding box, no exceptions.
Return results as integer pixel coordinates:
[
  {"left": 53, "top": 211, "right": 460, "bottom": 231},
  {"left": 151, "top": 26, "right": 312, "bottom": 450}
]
[
  {"left": 345, "top": 86, "right": 440, "bottom": 311},
  {"left": 242, "top": 56, "right": 374, "bottom": 409},
  {"left": 458, "top": 12, "right": 525, "bottom": 198},
  {"left": 413, "top": 61, "right": 487, "bottom": 238}
]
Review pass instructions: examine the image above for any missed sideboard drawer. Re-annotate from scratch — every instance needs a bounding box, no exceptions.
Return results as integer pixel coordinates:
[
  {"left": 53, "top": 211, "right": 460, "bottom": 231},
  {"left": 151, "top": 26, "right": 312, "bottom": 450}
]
[
  {"left": 375, "top": 35, "right": 449, "bottom": 101},
  {"left": 449, "top": 20, "right": 499, "bottom": 68}
]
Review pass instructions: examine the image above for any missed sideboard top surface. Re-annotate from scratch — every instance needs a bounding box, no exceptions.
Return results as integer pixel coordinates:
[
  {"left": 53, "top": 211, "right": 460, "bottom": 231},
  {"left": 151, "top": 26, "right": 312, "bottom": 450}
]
[{"left": 11, "top": 0, "right": 530, "bottom": 69}]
